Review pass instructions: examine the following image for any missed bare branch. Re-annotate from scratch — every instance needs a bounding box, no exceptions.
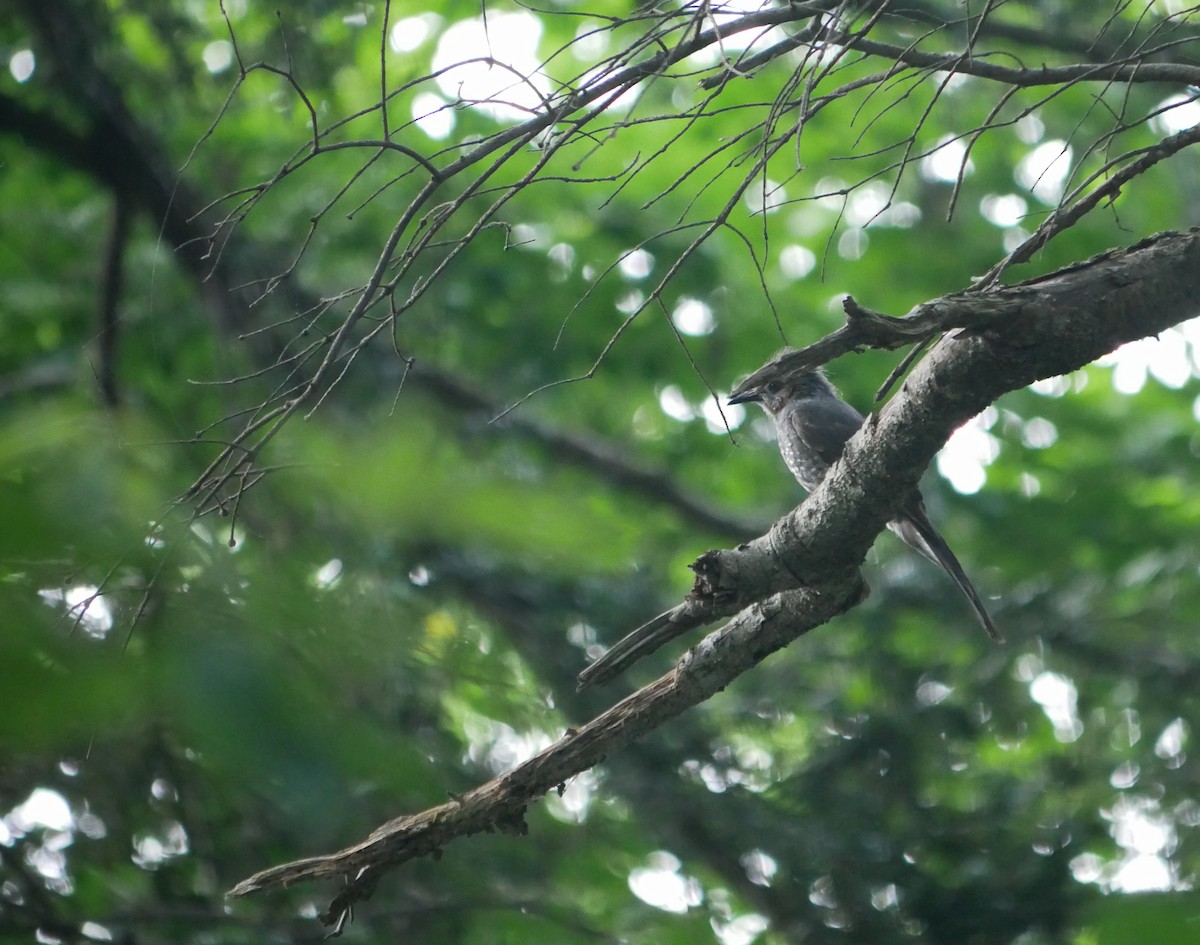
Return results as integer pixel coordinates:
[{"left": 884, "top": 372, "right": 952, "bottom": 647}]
[
  {"left": 979, "top": 120, "right": 1200, "bottom": 286},
  {"left": 229, "top": 229, "right": 1200, "bottom": 922},
  {"left": 159, "top": 0, "right": 1200, "bottom": 519}
]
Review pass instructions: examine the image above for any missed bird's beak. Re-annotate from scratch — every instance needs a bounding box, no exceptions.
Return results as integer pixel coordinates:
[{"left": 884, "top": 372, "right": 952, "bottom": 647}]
[{"left": 727, "top": 387, "right": 760, "bottom": 406}]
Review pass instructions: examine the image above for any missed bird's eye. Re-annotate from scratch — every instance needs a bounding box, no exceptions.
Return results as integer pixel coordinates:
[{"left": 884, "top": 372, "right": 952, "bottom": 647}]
[{"left": 764, "top": 380, "right": 781, "bottom": 394}]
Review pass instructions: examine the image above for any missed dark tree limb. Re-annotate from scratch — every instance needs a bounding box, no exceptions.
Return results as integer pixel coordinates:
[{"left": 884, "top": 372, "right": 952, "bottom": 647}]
[
  {"left": 95, "top": 195, "right": 132, "bottom": 407},
  {"left": 0, "top": 13, "right": 244, "bottom": 333}
]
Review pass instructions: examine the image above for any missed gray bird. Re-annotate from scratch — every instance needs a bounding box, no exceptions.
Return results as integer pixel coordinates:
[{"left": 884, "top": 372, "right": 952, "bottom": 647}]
[
  {"left": 577, "top": 355, "right": 1000, "bottom": 689},
  {"left": 727, "top": 356, "right": 1000, "bottom": 643}
]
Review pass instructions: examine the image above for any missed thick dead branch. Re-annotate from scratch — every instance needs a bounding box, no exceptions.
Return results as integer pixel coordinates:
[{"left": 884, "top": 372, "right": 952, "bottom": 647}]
[
  {"left": 229, "top": 579, "right": 860, "bottom": 922},
  {"left": 751, "top": 292, "right": 1017, "bottom": 378}
]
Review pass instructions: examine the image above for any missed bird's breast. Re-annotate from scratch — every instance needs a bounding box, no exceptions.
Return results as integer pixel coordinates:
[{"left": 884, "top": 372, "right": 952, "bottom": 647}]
[{"left": 776, "top": 429, "right": 827, "bottom": 492}]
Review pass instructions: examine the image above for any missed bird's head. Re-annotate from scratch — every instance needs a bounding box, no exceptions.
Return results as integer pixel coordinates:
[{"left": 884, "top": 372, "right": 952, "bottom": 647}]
[{"left": 728, "top": 350, "right": 834, "bottom": 414}]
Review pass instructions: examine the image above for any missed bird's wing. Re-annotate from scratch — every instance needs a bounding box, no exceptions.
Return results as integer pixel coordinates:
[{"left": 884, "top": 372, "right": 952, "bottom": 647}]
[{"left": 787, "top": 396, "right": 865, "bottom": 465}]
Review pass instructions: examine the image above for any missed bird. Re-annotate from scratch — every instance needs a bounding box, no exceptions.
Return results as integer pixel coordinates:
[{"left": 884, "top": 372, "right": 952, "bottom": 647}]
[
  {"left": 726, "top": 353, "right": 1000, "bottom": 643},
  {"left": 577, "top": 354, "right": 1000, "bottom": 689}
]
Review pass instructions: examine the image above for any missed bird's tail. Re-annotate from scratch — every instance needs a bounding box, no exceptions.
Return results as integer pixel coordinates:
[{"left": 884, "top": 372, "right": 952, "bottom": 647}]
[
  {"left": 577, "top": 606, "right": 691, "bottom": 689},
  {"left": 891, "top": 506, "right": 1003, "bottom": 643}
]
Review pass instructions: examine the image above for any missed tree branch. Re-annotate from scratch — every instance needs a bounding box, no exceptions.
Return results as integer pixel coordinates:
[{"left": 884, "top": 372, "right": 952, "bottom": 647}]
[
  {"left": 833, "top": 29, "right": 1200, "bottom": 88},
  {"left": 228, "top": 228, "right": 1200, "bottom": 924},
  {"left": 0, "top": 35, "right": 765, "bottom": 542}
]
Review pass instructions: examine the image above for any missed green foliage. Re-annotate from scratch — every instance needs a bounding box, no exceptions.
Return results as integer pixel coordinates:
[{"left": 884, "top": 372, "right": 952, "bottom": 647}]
[{"left": 2, "top": 1, "right": 1199, "bottom": 944}]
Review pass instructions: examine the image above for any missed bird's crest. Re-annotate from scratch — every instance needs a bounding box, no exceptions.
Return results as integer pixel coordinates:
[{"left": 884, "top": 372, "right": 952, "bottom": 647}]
[{"left": 730, "top": 348, "right": 828, "bottom": 400}]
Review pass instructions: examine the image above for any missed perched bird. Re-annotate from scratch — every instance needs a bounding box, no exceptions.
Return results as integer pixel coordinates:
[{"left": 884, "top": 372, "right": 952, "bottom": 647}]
[
  {"left": 576, "top": 350, "right": 998, "bottom": 690},
  {"left": 577, "top": 355, "right": 1000, "bottom": 689},
  {"left": 727, "top": 354, "right": 1000, "bottom": 642}
]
